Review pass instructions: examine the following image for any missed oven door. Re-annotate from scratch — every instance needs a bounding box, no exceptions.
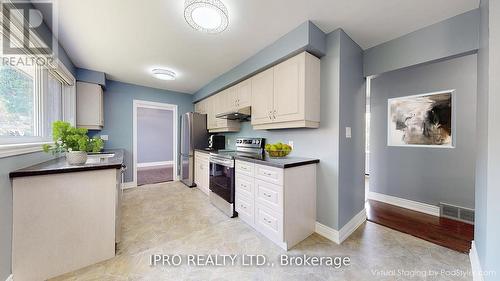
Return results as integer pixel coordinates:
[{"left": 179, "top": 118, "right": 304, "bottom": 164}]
[{"left": 209, "top": 161, "right": 235, "bottom": 203}]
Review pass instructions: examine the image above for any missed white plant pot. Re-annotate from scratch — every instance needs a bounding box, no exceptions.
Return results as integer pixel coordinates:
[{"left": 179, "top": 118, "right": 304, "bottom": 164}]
[{"left": 66, "top": 151, "right": 88, "bottom": 165}]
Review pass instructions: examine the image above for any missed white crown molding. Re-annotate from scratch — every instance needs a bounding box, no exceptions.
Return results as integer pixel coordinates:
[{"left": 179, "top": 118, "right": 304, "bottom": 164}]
[
  {"left": 315, "top": 208, "right": 367, "bottom": 244},
  {"left": 368, "top": 191, "right": 440, "bottom": 217},
  {"left": 469, "top": 241, "right": 485, "bottom": 281}
]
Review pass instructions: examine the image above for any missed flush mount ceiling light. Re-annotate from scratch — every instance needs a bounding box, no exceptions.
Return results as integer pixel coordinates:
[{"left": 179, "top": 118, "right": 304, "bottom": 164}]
[
  {"left": 184, "top": 0, "right": 229, "bottom": 34},
  {"left": 152, "top": 69, "right": 176, "bottom": 80}
]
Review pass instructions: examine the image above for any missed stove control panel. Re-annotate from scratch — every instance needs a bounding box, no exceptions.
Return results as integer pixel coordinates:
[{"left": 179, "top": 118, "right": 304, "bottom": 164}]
[{"left": 235, "top": 138, "right": 264, "bottom": 148}]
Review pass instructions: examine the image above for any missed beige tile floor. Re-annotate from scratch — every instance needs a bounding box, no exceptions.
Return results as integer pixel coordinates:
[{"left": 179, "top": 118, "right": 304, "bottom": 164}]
[{"left": 51, "top": 181, "right": 472, "bottom": 281}]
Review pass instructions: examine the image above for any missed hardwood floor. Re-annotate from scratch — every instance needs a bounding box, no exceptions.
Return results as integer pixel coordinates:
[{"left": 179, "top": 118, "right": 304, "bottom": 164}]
[{"left": 366, "top": 199, "right": 474, "bottom": 253}]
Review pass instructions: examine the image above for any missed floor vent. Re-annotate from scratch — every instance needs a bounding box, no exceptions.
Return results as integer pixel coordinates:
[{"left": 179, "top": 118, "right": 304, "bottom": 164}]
[{"left": 439, "top": 203, "right": 474, "bottom": 224}]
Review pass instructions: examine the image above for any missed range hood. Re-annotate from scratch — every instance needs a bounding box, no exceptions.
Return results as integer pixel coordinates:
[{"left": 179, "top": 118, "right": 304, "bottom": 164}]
[{"left": 215, "top": 106, "right": 251, "bottom": 121}]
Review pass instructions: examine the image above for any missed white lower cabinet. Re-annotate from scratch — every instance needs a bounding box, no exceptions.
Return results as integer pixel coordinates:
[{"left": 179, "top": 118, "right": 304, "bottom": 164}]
[
  {"left": 194, "top": 151, "right": 210, "bottom": 195},
  {"left": 235, "top": 160, "right": 317, "bottom": 250}
]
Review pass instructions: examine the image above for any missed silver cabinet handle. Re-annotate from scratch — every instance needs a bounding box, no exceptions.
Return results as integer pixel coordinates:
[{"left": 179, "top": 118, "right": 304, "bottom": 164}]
[
  {"left": 263, "top": 193, "right": 271, "bottom": 198},
  {"left": 273, "top": 110, "right": 277, "bottom": 120},
  {"left": 263, "top": 172, "right": 272, "bottom": 176}
]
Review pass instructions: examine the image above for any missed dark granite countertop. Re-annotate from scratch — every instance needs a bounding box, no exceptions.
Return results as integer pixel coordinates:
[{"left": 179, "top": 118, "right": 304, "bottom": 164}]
[
  {"left": 234, "top": 155, "right": 319, "bottom": 169},
  {"left": 10, "top": 149, "right": 125, "bottom": 178},
  {"left": 194, "top": 148, "right": 213, "bottom": 154}
]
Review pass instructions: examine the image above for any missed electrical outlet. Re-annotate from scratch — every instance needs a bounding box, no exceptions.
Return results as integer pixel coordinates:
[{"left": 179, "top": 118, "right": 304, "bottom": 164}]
[
  {"left": 100, "top": 135, "right": 109, "bottom": 141},
  {"left": 288, "top": 141, "right": 294, "bottom": 149},
  {"left": 227, "top": 139, "right": 231, "bottom": 145},
  {"left": 346, "top": 127, "right": 352, "bottom": 138}
]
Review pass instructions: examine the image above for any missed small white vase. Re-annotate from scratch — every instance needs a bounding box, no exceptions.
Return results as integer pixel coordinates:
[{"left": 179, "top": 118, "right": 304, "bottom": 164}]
[{"left": 66, "top": 151, "right": 88, "bottom": 165}]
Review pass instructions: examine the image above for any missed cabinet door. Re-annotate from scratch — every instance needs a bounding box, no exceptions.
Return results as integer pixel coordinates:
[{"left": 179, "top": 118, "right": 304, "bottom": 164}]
[
  {"left": 194, "top": 100, "right": 206, "bottom": 114},
  {"left": 76, "top": 81, "right": 103, "bottom": 129},
  {"left": 202, "top": 158, "right": 210, "bottom": 194},
  {"left": 236, "top": 79, "right": 251, "bottom": 108},
  {"left": 226, "top": 86, "right": 238, "bottom": 112},
  {"left": 206, "top": 97, "right": 217, "bottom": 129},
  {"left": 273, "top": 53, "right": 305, "bottom": 123},
  {"left": 251, "top": 68, "right": 274, "bottom": 125}
]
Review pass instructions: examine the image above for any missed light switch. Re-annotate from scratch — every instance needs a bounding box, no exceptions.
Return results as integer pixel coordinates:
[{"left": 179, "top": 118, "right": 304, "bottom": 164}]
[
  {"left": 288, "top": 141, "right": 294, "bottom": 149},
  {"left": 346, "top": 127, "right": 352, "bottom": 139},
  {"left": 100, "top": 135, "right": 109, "bottom": 141}
]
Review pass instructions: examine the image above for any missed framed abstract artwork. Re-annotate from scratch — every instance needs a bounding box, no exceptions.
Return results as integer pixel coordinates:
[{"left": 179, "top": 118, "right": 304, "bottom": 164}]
[{"left": 387, "top": 90, "right": 455, "bottom": 148}]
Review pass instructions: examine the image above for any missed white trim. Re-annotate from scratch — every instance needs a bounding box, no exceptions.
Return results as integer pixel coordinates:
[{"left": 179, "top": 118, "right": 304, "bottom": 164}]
[
  {"left": 0, "top": 142, "right": 51, "bottom": 158},
  {"left": 469, "top": 241, "right": 485, "bottom": 281},
  {"left": 121, "top": 182, "right": 137, "bottom": 190},
  {"left": 315, "top": 222, "right": 340, "bottom": 244},
  {"left": 387, "top": 89, "right": 456, "bottom": 148},
  {"left": 339, "top": 208, "right": 367, "bottom": 243},
  {"left": 133, "top": 100, "right": 178, "bottom": 188},
  {"left": 368, "top": 191, "right": 440, "bottom": 216},
  {"left": 315, "top": 209, "right": 367, "bottom": 244},
  {"left": 137, "top": 161, "right": 174, "bottom": 168},
  {"left": 5, "top": 274, "right": 12, "bottom": 281}
]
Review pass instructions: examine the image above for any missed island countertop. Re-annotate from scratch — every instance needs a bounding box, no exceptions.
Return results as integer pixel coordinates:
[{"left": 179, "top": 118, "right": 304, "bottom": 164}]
[{"left": 9, "top": 149, "right": 125, "bottom": 178}]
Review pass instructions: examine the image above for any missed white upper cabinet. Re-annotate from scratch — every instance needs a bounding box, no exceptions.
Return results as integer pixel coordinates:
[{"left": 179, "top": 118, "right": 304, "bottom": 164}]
[
  {"left": 251, "top": 52, "right": 320, "bottom": 130},
  {"left": 76, "top": 81, "right": 104, "bottom": 130},
  {"left": 250, "top": 68, "right": 274, "bottom": 125},
  {"left": 194, "top": 99, "right": 207, "bottom": 114},
  {"left": 235, "top": 79, "right": 252, "bottom": 109},
  {"left": 193, "top": 51, "right": 320, "bottom": 132}
]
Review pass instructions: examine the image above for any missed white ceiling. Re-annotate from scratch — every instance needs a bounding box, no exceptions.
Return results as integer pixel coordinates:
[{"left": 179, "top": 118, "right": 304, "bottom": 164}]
[{"left": 50, "top": 0, "right": 478, "bottom": 94}]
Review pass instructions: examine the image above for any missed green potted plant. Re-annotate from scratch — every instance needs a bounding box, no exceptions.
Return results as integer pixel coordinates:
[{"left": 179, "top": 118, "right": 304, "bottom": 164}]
[{"left": 43, "top": 121, "right": 104, "bottom": 165}]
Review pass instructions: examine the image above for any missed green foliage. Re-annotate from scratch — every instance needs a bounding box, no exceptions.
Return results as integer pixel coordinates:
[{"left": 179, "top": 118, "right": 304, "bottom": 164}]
[{"left": 43, "top": 121, "right": 104, "bottom": 154}]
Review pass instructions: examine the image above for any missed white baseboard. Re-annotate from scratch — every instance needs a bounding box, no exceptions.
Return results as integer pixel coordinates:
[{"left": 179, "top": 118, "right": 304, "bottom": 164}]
[
  {"left": 315, "top": 221, "right": 340, "bottom": 244},
  {"left": 339, "top": 208, "right": 367, "bottom": 243},
  {"left": 368, "top": 191, "right": 440, "bottom": 216},
  {"left": 315, "top": 208, "right": 366, "bottom": 244},
  {"left": 137, "top": 161, "right": 173, "bottom": 168},
  {"left": 469, "top": 241, "right": 485, "bottom": 281},
  {"left": 121, "top": 181, "right": 137, "bottom": 189},
  {"left": 5, "top": 274, "right": 12, "bottom": 281}
]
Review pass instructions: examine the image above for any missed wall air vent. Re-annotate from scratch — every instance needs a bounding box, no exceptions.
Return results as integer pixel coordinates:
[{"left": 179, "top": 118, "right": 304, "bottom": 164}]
[{"left": 439, "top": 203, "right": 474, "bottom": 224}]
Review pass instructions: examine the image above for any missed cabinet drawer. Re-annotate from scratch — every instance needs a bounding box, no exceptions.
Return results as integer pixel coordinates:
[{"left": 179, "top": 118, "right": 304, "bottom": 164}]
[
  {"left": 235, "top": 174, "right": 254, "bottom": 198},
  {"left": 255, "top": 203, "right": 283, "bottom": 242},
  {"left": 235, "top": 160, "right": 254, "bottom": 177},
  {"left": 255, "top": 164, "right": 283, "bottom": 186},
  {"left": 255, "top": 179, "right": 283, "bottom": 213},
  {"left": 235, "top": 194, "right": 254, "bottom": 226}
]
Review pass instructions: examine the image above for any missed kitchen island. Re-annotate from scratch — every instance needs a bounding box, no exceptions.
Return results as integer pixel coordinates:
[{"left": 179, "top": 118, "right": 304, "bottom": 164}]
[{"left": 9, "top": 150, "right": 124, "bottom": 281}]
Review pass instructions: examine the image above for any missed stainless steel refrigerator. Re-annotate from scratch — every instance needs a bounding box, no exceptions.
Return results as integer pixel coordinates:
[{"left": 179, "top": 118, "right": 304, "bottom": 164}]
[{"left": 180, "top": 112, "right": 209, "bottom": 187}]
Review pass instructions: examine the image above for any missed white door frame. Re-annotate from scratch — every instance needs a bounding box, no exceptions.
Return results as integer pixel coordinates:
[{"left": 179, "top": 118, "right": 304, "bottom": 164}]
[{"left": 133, "top": 100, "right": 178, "bottom": 187}]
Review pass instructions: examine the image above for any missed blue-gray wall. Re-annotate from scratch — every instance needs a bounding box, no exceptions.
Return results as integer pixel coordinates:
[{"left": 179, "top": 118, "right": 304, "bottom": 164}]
[
  {"left": 363, "top": 9, "right": 480, "bottom": 77},
  {"left": 137, "top": 108, "right": 174, "bottom": 163},
  {"left": 370, "top": 54, "right": 477, "bottom": 209},
  {"left": 193, "top": 21, "right": 326, "bottom": 102},
  {"left": 221, "top": 29, "right": 365, "bottom": 230},
  {"left": 475, "top": 0, "right": 500, "bottom": 279},
  {"left": 76, "top": 68, "right": 106, "bottom": 87},
  {"left": 89, "top": 80, "right": 193, "bottom": 182},
  {"left": 0, "top": 3, "right": 76, "bottom": 279}
]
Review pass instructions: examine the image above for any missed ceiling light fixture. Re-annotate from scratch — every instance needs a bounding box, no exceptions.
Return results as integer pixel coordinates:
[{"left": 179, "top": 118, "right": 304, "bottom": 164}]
[
  {"left": 184, "top": 0, "right": 229, "bottom": 34},
  {"left": 152, "top": 69, "right": 176, "bottom": 80}
]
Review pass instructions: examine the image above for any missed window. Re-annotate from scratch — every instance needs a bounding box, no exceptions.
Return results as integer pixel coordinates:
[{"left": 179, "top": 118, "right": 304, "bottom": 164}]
[
  {"left": 0, "top": 59, "right": 75, "bottom": 157},
  {"left": 0, "top": 64, "right": 36, "bottom": 138}
]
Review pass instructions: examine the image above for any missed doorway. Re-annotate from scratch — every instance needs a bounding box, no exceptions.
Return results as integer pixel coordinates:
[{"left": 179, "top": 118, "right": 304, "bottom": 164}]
[{"left": 133, "top": 100, "right": 178, "bottom": 186}]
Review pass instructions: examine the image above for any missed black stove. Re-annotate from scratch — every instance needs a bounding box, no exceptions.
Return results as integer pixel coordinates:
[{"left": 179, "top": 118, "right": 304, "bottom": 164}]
[{"left": 208, "top": 138, "right": 265, "bottom": 217}]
